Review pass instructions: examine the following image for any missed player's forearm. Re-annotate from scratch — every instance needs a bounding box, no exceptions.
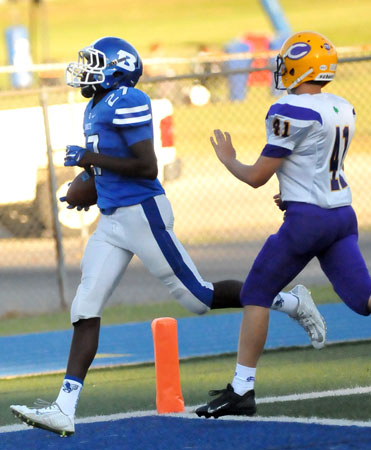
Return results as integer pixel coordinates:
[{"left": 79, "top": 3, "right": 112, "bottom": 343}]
[
  {"left": 223, "top": 159, "right": 266, "bottom": 188},
  {"left": 81, "top": 151, "right": 158, "bottom": 179}
]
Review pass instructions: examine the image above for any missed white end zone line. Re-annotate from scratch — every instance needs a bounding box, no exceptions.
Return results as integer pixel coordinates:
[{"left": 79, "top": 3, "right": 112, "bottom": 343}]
[{"left": 2, "top": 385, "right": 371, "bottom": 434}]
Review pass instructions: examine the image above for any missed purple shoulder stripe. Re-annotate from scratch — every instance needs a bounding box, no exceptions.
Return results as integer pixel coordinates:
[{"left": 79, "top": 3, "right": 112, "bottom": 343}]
[
  {"left": 261, "top": 144, "right": 291, "bottom": 158},
  {"left": 266, "top": 103, "right": 323, "bottom": 125}
]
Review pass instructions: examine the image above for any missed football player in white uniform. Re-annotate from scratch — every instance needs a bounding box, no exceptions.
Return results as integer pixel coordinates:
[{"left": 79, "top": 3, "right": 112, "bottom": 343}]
[
  {"left": 10, "top": 36, "right": 325, "bottom": 436},
  {"left": 197, "top": 31, "right": 371, "bottom": 419}
]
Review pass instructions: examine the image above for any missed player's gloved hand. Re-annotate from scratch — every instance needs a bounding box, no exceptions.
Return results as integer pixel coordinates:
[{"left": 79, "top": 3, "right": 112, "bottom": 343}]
[
  {"left": 59, "top": 196, "right": 90, "bottom": 211},
  {"left": 64, "top": 145, "right": 87, "bottom": 167}
]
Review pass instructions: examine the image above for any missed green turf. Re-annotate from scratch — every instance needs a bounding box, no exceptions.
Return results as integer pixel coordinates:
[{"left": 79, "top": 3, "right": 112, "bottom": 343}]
[
  {"left": 1, "top": 286, "right": 367, "bottom": 428},
  {"left": 2, "top": 341, "right": 371, "bottom": 427}
]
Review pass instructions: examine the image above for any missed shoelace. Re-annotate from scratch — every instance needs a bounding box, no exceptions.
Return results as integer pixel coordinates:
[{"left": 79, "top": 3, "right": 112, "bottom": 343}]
[
  {"left": 297, "top": 315, "right": 316, "bottom": 338},
  {"left": 208, "top": 385, "right": 232, "bottom": 396},
  {"left": 33, "top": 399, "right": 56, "bottom": 410}
]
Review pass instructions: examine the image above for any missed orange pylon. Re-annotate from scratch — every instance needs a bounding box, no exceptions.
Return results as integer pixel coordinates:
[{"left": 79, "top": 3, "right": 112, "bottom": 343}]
[{"left": 151, "top": 317, "right": 185, "bottom": 413}]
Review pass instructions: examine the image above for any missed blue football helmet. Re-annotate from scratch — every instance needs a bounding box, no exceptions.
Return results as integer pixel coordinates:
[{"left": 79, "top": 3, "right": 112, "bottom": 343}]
[{"left": 66, "top": 36, "right": 143, "bottom": 91}]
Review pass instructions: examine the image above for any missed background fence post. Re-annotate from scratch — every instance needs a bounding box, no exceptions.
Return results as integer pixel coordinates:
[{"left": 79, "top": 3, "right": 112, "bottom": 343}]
[{"left": 40, "top": 89, "right": 68, "bottom": 311}]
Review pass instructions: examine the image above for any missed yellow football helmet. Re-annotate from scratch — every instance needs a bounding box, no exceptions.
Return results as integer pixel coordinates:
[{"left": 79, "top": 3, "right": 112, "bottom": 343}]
[{"left": 274, "top": 31, "right": 338, "bottom": 91}]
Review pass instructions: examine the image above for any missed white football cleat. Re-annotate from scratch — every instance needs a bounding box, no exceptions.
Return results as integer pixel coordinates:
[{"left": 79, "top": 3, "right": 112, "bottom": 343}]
[
  {"left": 10, "top": 399, "right": 74, "bottom": 437},
  {"left": 289, "top": 285, "right": 327, "bottom": 349}
]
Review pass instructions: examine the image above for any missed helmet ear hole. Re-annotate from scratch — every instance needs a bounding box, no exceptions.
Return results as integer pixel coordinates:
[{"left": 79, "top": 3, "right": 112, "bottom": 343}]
[
  {"left": 112, "top": 71, "right": 127, "bottom": 88},
  {"left": 289, "top": 68, "right": 295, "bottom": 76}
]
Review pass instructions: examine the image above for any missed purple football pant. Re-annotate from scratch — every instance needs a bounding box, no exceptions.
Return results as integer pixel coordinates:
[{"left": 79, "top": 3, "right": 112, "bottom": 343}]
[{"left": 241, "top": 202, "right": 371, "bottom": 316}]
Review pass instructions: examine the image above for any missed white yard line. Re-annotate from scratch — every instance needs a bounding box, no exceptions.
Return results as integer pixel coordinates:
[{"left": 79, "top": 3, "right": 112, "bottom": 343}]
[
  {"left": 2, "top": 385, "right": 371, "bottom": 434},
  {"left": 256, "top": 385, "right": 371, "bottom": 404}
]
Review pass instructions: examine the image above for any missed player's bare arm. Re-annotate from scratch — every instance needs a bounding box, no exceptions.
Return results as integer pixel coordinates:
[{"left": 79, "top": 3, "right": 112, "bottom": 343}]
[
  {"left": 75, "top": 139, "right": 158, "bottom": 180},
  {"left": 211, "top": 129, "right": 285, "bottom": 188}
]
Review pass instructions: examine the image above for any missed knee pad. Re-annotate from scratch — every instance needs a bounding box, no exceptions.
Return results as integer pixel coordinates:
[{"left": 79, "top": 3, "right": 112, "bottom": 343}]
[{"left": 172, "top": 287, "right": 210, "bottom": 315}]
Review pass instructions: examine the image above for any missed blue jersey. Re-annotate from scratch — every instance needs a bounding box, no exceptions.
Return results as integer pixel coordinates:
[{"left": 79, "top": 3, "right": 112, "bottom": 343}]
[{"left": 83, "top": 86, "right": 165, "bottom": 211}]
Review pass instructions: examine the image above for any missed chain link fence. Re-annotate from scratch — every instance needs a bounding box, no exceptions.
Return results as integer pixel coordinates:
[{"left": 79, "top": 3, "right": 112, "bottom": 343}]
[{"left": 1, "top": 55, "right": 371, "bottom": 318}]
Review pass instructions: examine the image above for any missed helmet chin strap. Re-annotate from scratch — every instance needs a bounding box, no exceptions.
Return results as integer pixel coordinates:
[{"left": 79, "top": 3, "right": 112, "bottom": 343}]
[
  {"left": 287, "top": 68, "right": 314, "bottom": 91},
  {"left": 81, "top": 83, "right": 108, "bottom": 98}
]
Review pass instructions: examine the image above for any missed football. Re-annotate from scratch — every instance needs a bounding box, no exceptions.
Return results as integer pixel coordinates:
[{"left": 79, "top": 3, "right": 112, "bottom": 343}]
[{"left": 65, "top": 170, "right": 97, "bottom": 207}]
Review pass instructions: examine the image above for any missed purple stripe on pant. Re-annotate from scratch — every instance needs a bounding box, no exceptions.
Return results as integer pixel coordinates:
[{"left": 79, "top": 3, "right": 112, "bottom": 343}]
[{"left": 240, "top": 202, "right": 371, "bottom": 316}]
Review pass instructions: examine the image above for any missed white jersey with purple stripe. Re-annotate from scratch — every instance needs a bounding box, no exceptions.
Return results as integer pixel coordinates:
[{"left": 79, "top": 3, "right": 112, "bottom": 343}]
[
  {"left": 262, "top": 93, "right": 355, "bottom": 209},
  {"left": 83, "top": 85, "right": 164, "bottom": 210}
]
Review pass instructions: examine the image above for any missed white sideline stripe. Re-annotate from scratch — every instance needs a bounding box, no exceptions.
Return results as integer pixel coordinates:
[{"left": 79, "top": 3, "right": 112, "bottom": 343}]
[
  {"left": 3, "top": 386, "right": 371, "bottom": 434},
  {"left": 3, "top": 411, "right": 371, "bottom": 435},
  {"left": 113, "top": 114, "right": 152, "bottom": 125},
  {"left": 256, "top": 385, "right": 371, "bottom": 404}
]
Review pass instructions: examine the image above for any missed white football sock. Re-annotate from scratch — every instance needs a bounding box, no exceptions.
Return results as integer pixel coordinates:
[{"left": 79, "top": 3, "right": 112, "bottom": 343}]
[
  {"left": 56, "top": 376, "right": 83, "bottom": 416},
  {"left": 271, "top": 292, "right": 299, "bottom": 316},
  {"left": 232, "top": 363, "right": 256, "bottom": 395}
]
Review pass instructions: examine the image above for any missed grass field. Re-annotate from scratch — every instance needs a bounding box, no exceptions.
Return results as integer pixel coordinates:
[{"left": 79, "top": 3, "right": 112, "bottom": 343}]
[
  {"left": 2, "top": 340, "right": 371, "bottom": 427},
  {"left": 1, "top": 287, "right": 371, "bottom": 429}
]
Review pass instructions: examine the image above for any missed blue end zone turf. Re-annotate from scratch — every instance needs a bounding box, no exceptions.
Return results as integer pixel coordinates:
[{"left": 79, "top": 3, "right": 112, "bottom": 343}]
[
  {"left": 0, "top": 303, "right": 370, "bottom": 377},
  {"left": 1, "top": 416, "right": 371, "bottom": 450}
]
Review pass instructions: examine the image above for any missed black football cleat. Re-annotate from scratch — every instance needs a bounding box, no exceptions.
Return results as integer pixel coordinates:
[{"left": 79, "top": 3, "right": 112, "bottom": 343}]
[{"left": 195, "top": 384, "right": 257, "bottom": 419}]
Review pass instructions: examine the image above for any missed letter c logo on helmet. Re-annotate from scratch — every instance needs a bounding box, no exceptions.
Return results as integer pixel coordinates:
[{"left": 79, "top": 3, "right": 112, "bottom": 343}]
[{"left": 285, "top": 42, "right": 311, "bottom": 60}]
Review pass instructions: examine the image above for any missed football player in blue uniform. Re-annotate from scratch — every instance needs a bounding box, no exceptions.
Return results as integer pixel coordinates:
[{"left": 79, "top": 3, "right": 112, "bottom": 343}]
[
  {"left": 196, "top": 31, "right": 371, "bottom": 419},
  {"left": 10, "top": 36, "right": 325, "bottom": 436}
]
